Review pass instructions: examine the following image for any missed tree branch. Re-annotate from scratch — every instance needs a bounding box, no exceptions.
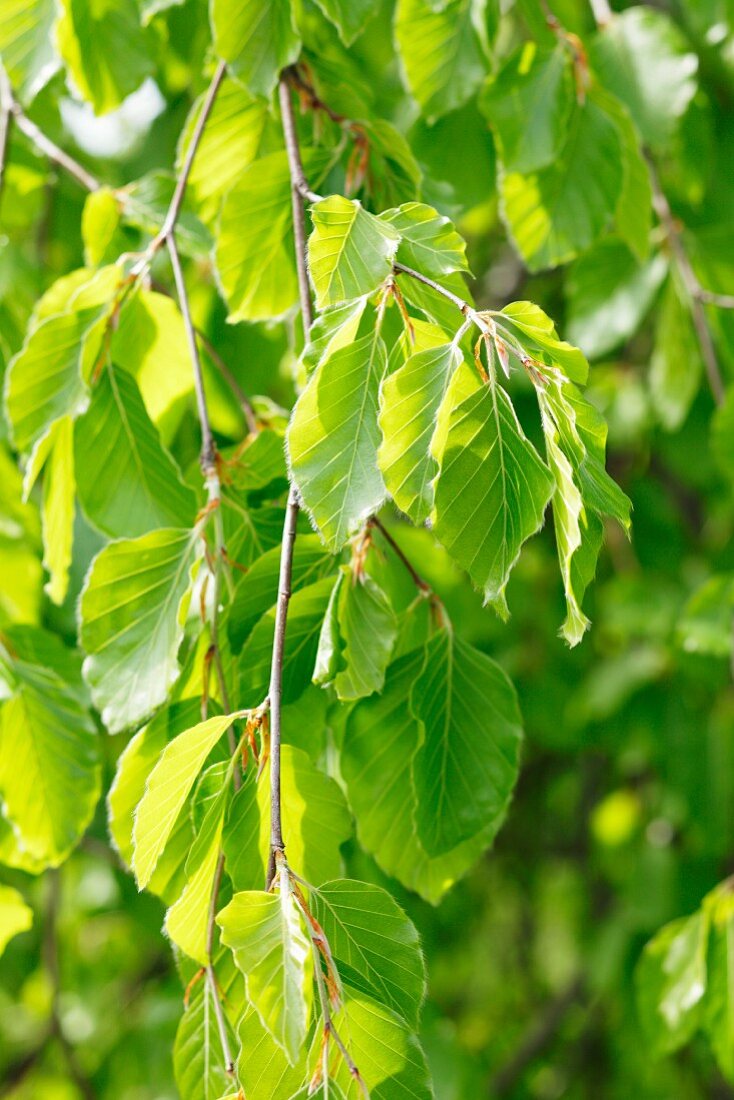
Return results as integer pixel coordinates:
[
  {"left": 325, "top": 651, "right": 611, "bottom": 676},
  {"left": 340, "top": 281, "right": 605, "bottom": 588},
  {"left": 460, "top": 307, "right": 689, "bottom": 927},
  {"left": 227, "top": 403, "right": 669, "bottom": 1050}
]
[
  {"left": 369, "top": 516, "right": 430, "bottom": 594},
  {"left": 648, "top": 159, "right": 726, "bottom": 406},
  {"left": 265, "top": 75, "right": 315, "bottom": 889},
  {"left": 0, "top": 67, "right": 99, "bottom": 193}
]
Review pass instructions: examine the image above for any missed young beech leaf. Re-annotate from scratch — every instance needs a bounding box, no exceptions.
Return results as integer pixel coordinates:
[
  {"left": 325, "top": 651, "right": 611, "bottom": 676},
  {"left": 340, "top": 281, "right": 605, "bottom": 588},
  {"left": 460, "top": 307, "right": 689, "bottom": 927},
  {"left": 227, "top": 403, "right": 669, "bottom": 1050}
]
[
  {"left": 0, "top": 626, "right": 100, "bottom": 866},
  {"left": 79, "top": 527, "right": 200, "bottom": 733},
  {"left": 217, "top": 882, "right": 313, "bottom": 1064},
  {"left": 313, "top": 0, "right": 377, "bottom": 46},
  {"left": 499, "top": 301, "right": 589, "bottom": 385},
  {"left": 307, "top": 196, "right": 399, "bottom": 310},
  {"left": 378, "top": 341, "right": 464, "bottom": 523},
  {"left": 410, "top": 628, "right": 523, "bottom": 856},
  {"left": 174, "top": 967, "right": 237, "bottom": 1100},
  {"left": 288, "top": 329, "right": 388, "bottom": 551},
  {"left": 74, "top": 364, "right": 196, "bottom": 538},
  {"left": 312, "top": 570, "right": 344, "bottom": 687},
  {"left": 132, "top": 712, "right": 237, "bottom": 890},
  {"left": 433, "top": 383, "right": 554, "bottom": 618},
  {"left": 379, "top": 202, "right": 469, "bottom": 279},
  {"left": 26, "top": 415, "right": 75, "bottom": 605},
  {"left": 343, "top": 651, "right": 499, "bottom": 905},
  {"left": 237, "top": 1003, "right": 307, "bottom": 1100},
  {"left": 334, "top": 568, "right": 398, "bottom": 701},
  {"left": 636, "top": 909, "right": 708, "bottom": 1055},
  {"left": 310, "top": 879, "right": 426, "bottom": 1028},
  {"left": 395, "top": 0, "right": 488, "bottom": 123},
  {"left": 211, "top": 0, "right": 300, "bottom": 98},
  {"left": 0, "top": 885, "right": 33, "bottom": 959}
]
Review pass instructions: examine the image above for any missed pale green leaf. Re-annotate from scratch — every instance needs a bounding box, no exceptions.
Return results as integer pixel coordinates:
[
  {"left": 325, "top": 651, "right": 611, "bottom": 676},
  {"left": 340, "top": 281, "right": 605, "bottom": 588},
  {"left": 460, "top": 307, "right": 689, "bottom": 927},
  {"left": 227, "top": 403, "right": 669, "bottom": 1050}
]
[
  {"left": 31, "top": 415, "right": 75, "bottom": 606},
  {"left": 650, "top": 276, "right": 702, "bottom": 431},
  {"left": 81, "top": 188, "right": 125, "bottom": 266},
  {"left": 74, "top": 364, "right": 196, "bottom": 537},
  {"left": 0, "top": 626, "right": 100, "bottom": 864},
  {"left": 0, "top": 885, "right": 33, "bottom": 957},
  {"left": 217, "top": 881, "right": 313, "bottom": 1064},
  {"left": 334, "top": 570, "right": 397, "bottom": 700},
  {"left": 301, "top": 298, "right": 369, "bottom": 376},
  {"left": 211, "top": 0, "right": 300, "bottom": 98},
  {"left": 481, "top": 42, "right": 573, "bottom": 174},
  {"left": 313, "top": 0, "right": 377, "bottom": 45},
  {"left": 288, "top": 329, "right": 388, "bottom": 551},
  {"left": 636, "top": 910, "right": 708, "bottom": 1054},
  {"left": 174, "top": 972, "right": 237, "bottom": 1100},
  {"left": 0, "top": 0, "right": 59, "bottom": 102},
  {"left": 379, "top": 202, "right": 469, "bottom": 279},
  {"left": 308, "top": 195, "right": 399, "bottom": 311},
  {"left": 702, "top": 883, "right": 734, "bottom": 1080},
  {"left": 237, "top": 1003, "right": 306, "bottom": 1100},
  {"left": 313, "top": 570, "right": 344, "bottom": 687},
  {"left": 79, "top": 526, "right": 200, "bottom": 733},
  {"left": 378, "top": 341, "right": 463, "bottom": 523},
  {"left": 55, "top": 0, "right": 154, "bottom": 115},
  {"left": 395, "top": 0, "right": 488, "bottom": 122},
  {"left": 165, "top": 805, "right": 225, "bottom": 965},
  {"left": 499, "top": 301, "right": 589, "bottom": 384},
  {"left": 590, "top": 7, "right": 698, "bottom": 151},
  {"left": 410, "top": 628, "right": 522, "bottom": 855},
  {"left": 132, "top": 712, "right": 236, "bottom": 889},
  {"left": 311, "top": 879, "right": 426, "bottom": 1027},
  {"left": 433, "top": 382, "right": 554, "bottom": 617},
  {"left": 597, "top": 88, "right": 653, "bottom": 261}
]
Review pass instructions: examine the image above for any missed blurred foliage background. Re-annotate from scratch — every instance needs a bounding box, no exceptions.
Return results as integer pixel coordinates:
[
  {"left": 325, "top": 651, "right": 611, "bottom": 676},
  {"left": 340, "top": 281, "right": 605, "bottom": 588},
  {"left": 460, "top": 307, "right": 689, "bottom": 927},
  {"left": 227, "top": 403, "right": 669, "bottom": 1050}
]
[{"left": 2, "top": 0, "right": 734, "bottom": 1097}]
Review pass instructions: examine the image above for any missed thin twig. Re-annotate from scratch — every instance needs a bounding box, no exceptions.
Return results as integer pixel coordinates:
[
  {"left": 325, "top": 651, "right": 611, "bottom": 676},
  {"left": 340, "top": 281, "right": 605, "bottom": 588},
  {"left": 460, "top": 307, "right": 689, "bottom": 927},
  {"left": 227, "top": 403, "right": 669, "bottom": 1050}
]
[
  {"left": 394, "top": 261, "right": 492, "bottom": 336},
  {"left": 648, "top": 160, "right": 726, "bottom": 406},
  {"left": 370, "top": 516, "right": 430, "bottom": 594},
  {"left": 265, "top": 75, "right": 315, "bottom": 888},
  {"left": 0, "top": 67, "right": 99, "bottom": 193}
]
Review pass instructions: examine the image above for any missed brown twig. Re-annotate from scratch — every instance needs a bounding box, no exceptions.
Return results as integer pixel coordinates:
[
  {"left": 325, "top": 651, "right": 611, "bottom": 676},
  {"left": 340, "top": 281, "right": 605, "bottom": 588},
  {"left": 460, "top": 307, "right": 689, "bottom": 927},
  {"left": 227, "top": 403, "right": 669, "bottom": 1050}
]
[{"left": 369, "top": 516, "right": 431, "bottom": 594}]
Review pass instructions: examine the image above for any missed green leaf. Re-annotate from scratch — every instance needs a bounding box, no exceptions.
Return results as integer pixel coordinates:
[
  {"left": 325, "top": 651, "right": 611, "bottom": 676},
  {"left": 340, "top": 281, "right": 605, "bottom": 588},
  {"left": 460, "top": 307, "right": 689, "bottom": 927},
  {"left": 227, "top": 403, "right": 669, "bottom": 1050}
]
[
  {"left": 598, "top": 88, "right": 653, "bottom": 261},
  {"left": 343, "top": 651, "right": 498, "bottom": 905},
  {"left": 165, "top": 800, "right": 226, "bottom": 965},
  {"left": 499, "top": 301, "right": 589, "bottom": 384},
  {"left": 5, "top": 307, "right": 98, "bottom": 454},
  {"left": 301, "top": 298, "right": 369, "bottom": 376},
  {"left": 308, "top": 196, "right": 399, "bottom": 310},
  {"left": 313, "top": 570, "right": 344, "bottom": 687},
  {"left": 229, "top": 535, "right": 334, "bottom": 654},
  {"left": 79, "top": 527, "right": 200, "bottom": 733},
  {"left": 379, "top": 203, "right": 469, "bottom": 279},
  {"left": 312, "top": 0, "right": 377, "bottom": 45},
  {"left": 650, "top": 276, "right": 702, "bottom": 431},
  {"left": 238, "top": 576, "right": 337, "bottom": 705},
  {"left": 500, "top": 92, "right": 623, "bottom": 272},
  {"left": 566, "top": 241, "right": 667, "bottom": 359},
  {"left": 677, "top": 575, "right": 734, "bottom": 660},
  {"left": 590, "top": 8, "right": 698, "bottom": 151},
  {"left": 174, "top": 971, "right": 237, "bottom": 1100},
  {"left": 27, "top": 415, "right": 76, "bottom": 605},
  {"left": 410, "top": 629, "right": 522, "bottom": 854},
  {"left": 433, "top": 382, "right": 554, "bottom": 617},
  {"left": 211, "top": 0, "right": 300, "bottom": 98},
  {"left": 217, "top": 880, "right": 313, "bottom": 1064},
  {"left": 0, "top": 885, "right": 33, "bottom": 957},
  {"left": 712, "top": 387, "right": 734, "bottom": 483},
  {"left": 177, "top": 76, "right": 269, "bottom": 225},
  {"left": 0, "top": 626, "right": 100, "bottom": 865},
  {"left": 311, "top": 879, "right": 426, "bottom": 1027},
  {"left": 480, "top": 42, "right": 573, "bottom": 174},
  {"left": 132, "top": 712, "right": 236, "bottom": 890},
  {"left": 637, "top": 910, "right": 708, "bottom": 1054},
  {"left": 237, "top": 1003, "right": 306, "bottom": 1099},
  {"left": 215, "top": 152, "right": 299, "bottom": 323},
  {"left": 0, "top": 0, "right": 59, "bottom": 102},
  {"left": 223, "top": 744, "right": 352, "bottom": 892},
  {"left": 288, "top": 328, "right": 388, "bottom": 551},
  {"left": 325, "top": 991, "right": 433, "bottom": 1099},
  {"left": 56, "top": 0, "right": 153, "bottom": 115},
  {"left": 702, "top": 884, "right": 734, "bottom": 1080},
  {"left": 395, "top": 0, "right": 488, "bottom": 123},
  {"left": 379, "top": 340, "right": 463, "bottom": 523},
  {"left": 74, "top": 364, "right": 196, "bottom": 538},
  {"left": 118, "top": 171, "right": 211, "bottom": 257},
  {"left": 334, "top": 569, "right": 398, "bottom": 701}
]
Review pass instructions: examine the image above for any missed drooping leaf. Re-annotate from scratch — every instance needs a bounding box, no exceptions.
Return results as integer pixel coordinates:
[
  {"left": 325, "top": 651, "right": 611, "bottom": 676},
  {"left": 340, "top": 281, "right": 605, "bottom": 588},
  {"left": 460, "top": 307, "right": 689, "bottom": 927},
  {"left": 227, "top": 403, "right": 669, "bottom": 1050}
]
[
  {"left": 288, "top": 328, "right": 388, "bottom": 551},
  {"left": 395, "top": 0, "right": 488, "bottom": 122},
  {"left": 636, "top": 910, "right": 709, "bottom": 1054},
  {"left": 312, "top": 570, "right": 344, "bottom": 687},
  {"left": 79, "top": 526, "right": 201, "bottom": 733},
  {"left": 55, "top": 0, "right": 153, "bottom": 115},
  {"left": 27, "top": 415, "right": 76, "bottom": 605},
  {"left": 311, "top": 879, "right": 426, "bottom": 1027},
  {"left": 498, "top": 300, "right": 589, "bottom": 385},
  {"left": 307, "top": 196, "right": 399, "bottom": 311},
  {"left": 74, "top": 364, "right": 196, "bottom": 537},
  {"left": 0, "top": 885, "right": 33, "bottom": 957},
  {"left": 132, "top": 712, "right": 237, "bottom": 890},
  {"left": 379, "top": 340, "right": 463, "bottom": 523},
  {"left": 211, "top": 0, "right": 301, "bottom": 98},
  {"left": 433, "top": 382, "right": 554, "bottom": 617},
  {"left": 237, "top": 1003, "right": 307, "bottom": 1100},
  {"left": 333, "top": 569, "right": 398, "bottom": 700},
  {"left": 0, "top": 0, "right": 59, "bottom": 102},
  {"left": 481, "top": 42, "right": 573, "bottom": 174},
  {"left": 173, "top": 970, "right": 237, "bottom": 1100},
  {"left": 410, "top": 628, "right": 522, "bottom": 855},
  {"left": 217, "top": 880, "right": 313, "bottom": 1064},
  {"left": 0, "top": 626, "right": 100, "bottom": 865}
]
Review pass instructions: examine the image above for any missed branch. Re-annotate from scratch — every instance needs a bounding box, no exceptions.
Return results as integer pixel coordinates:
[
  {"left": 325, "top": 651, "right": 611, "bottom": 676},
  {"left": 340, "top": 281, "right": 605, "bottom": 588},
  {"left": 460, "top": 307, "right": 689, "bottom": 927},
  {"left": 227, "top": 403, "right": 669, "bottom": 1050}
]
[
  {"left": 265, "top": 75, "right": 314, "bottom": 888},
  {"left": 648, "top": 159, "right": 726, "bottom": 406},
  {"left": 369, "top": 516, "right": 430, "bottom": 594},
  {"left": 0, "top": 66, "right": 99, "bottom": 193}
]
